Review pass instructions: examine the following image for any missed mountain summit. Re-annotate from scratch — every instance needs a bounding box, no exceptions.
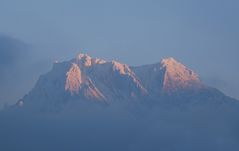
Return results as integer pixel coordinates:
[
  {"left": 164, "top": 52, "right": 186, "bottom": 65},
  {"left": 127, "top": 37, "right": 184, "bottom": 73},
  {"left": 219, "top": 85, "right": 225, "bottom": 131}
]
[
  {"left": 160, "top": 57, "right": 202, "bottom": 92},
  {"left": 16, "top": 53, "right": 237, "bottom": 110}
]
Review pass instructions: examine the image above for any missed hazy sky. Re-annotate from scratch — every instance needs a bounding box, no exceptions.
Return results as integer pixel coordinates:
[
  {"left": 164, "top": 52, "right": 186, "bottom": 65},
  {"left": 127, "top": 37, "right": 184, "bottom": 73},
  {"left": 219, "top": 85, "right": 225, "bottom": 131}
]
[{"left": 0, "top": 0, "right": 239, "bottom": 106}]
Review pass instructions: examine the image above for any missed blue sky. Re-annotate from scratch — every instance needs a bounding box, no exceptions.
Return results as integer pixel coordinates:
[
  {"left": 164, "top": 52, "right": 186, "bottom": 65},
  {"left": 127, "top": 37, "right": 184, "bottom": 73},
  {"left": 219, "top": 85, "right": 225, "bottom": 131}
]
[{"left": 0, "top": 0, "right": 239, "bottom": 105}]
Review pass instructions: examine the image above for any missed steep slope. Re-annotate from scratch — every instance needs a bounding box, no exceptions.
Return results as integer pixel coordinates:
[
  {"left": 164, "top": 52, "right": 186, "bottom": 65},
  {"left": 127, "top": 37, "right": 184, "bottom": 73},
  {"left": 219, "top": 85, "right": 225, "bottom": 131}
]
[
  {"left": 132, "top": 57, "right": 203, "bottom": 95},
  {"left": 65, "top": 63, "right": 105, "bottom": 100},
  {"left": 65, "top": 63, "right": 83, "bottom": 95},
  {"left": 89, "top": 60, "right": 147, "bottom": 100},
  {"left": 160, "top": 58, "right": 202, "bottom": 92}
]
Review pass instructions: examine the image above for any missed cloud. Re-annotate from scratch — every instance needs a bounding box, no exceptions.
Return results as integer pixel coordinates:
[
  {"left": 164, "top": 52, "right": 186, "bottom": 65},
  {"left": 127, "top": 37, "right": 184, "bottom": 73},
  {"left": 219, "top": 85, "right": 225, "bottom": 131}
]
[
  {"left": 0, "top": 35, "right": 33, "bottom": 107},
  {"left": 0, "top": 102, "right": 239, "bottom": 151},
  {"left": 0, "top": 35, "right": 29, "bottom": 68}
]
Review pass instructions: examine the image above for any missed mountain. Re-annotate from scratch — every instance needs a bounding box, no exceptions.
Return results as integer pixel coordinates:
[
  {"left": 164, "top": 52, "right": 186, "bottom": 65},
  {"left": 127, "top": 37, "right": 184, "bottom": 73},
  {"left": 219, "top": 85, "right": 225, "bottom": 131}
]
[
  {"left": 15, "top": 53, "right": 239, "bottom": 111},
  {"left": 132, "top": 57, "right": 203, "bottom": 95}
]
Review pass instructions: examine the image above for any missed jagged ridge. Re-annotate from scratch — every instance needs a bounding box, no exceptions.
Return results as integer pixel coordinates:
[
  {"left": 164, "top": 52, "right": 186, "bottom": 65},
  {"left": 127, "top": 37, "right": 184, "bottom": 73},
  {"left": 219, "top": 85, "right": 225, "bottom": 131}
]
[{"left": 18, "top": 53, "right": 227, "bottom": 109}]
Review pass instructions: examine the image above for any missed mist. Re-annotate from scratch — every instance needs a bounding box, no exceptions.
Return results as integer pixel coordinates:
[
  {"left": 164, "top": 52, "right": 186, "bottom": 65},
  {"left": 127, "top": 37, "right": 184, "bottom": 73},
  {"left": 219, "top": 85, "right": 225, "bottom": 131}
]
[
  {"left": 0, "top": 35, "right": 52, "bottom": 108},
  {"left": 1, "top": 100, "right": 239, "bottom": 151}
]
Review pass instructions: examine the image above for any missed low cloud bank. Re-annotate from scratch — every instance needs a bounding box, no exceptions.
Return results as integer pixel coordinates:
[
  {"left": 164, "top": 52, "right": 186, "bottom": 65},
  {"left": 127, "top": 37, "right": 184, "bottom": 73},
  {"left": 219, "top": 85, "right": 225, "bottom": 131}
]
[{"left": 0, "top": 101, "right": 239, "bottom": 151}]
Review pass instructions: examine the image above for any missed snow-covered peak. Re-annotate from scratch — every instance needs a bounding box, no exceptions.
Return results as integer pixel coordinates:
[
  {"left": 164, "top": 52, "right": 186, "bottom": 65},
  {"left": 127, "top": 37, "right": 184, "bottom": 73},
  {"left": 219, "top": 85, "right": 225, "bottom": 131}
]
[
  {"left": 160, "top": 57, "right": 181, "bottom": 68},
  {"left": 19, "top": 54, "right": 209, "bottom": 110},
  {"left": 160, "top": 57, "right": 199, "bottom": 79},
  {"left": 75, "top": 53, "right": 92, "bottom": 66},
  {"left": 75, "top": 53, "right": 106, "bottom": 67},
  {"left": 76, "top": 53, "right": 91, "bottom": 60},
  {"left": 159, "top": 57, "right": 202, "bottom": 92}
]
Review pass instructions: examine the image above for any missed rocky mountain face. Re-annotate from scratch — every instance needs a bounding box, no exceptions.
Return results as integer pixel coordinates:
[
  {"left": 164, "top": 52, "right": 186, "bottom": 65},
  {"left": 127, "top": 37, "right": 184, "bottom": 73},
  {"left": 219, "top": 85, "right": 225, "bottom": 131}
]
[{"left": 16, "top": 53, "right": 238, "bottom": 110}]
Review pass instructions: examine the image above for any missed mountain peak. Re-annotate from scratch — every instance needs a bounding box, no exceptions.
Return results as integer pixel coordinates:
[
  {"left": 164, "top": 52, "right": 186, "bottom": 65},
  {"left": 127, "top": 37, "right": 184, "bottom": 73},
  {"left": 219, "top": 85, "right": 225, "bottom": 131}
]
[
  {"left": 76, "top": 53, "right": 91, "bottom": 60},
  {"left": 160, "top": 57, "right": 181, "bottom": 68},
  {"left": 75, "top": 53, "right": 92, "bottom": 66},
  {"left": 159, "top": 57, "right": 202, "bottom": 92},
  {"left": 75, "top": 53, "right": 106, "bottom": 67},
  {"left": 19, "top": 54, "right": 209, "bottom": 110}
]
